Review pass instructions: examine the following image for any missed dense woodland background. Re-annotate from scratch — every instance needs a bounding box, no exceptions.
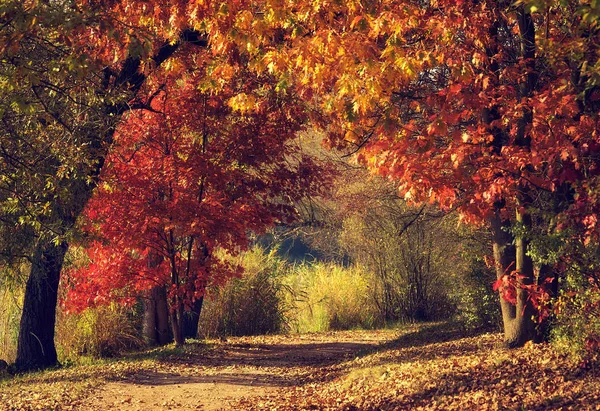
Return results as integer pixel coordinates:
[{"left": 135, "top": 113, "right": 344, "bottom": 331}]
[{"left": 0, "top": 0, "right": 600, "bottom": 380}]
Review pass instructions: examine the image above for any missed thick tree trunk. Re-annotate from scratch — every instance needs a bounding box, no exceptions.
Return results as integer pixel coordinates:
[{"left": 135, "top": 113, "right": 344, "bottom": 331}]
[
  {"left": 143, "top": 286, "right": 171, "bottom": 346},
  {"left": 14, "top": 240, "right": 67, "bottom": 372},
  {"left": 183, "top": 297, "right": 204, "bottom": 339}
]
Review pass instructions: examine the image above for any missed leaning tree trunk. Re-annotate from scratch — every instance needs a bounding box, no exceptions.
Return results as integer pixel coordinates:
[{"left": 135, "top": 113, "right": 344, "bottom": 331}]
[
  {"left": 14, "top": 160, "right": 102, "bottom": 371},
  {"left": 14, "top": 240, "right": 67, "bottom": 372}
]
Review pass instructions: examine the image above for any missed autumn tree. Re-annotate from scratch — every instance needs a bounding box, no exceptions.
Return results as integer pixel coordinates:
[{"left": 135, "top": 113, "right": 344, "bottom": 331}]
[
  {"left": 64, "top": 62, "right": 327, "bottom": 346},
  {"left": 0, "top": 1, "right": 127, "bottom": 371},
  {"left": 0, "top": 0, "right": 213, "bottom": 370},
  {"left": 251, "top": 0, "right": 600, "bottom": 346}
]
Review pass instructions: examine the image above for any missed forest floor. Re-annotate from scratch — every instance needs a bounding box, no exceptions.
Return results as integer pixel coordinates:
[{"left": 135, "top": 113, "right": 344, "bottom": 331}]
[{"left": 1, "top": 323, "right": 600, "bottom": 410}]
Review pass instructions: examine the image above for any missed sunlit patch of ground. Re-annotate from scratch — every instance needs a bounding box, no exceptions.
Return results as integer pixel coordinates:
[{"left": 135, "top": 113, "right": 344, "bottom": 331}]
[{"left": 240, "top": 324, "right": 600, "bottom": 410}]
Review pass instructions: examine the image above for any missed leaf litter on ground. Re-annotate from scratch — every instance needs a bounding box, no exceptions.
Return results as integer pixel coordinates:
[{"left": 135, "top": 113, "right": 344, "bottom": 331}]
[{"left": 1, "top": 324, "right": 599, "bottom": 410}]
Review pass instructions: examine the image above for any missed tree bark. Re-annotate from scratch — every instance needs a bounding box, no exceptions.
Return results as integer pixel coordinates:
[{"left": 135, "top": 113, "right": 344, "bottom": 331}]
[
  {"left": 143, "top": 251, "right": 171, "bottom": 346},
  {"left": 142, "top": 291, "right": 157, "bottom": 345},
  {"left": 154, "top": 287, "right": 171, "bottom": 345},
  {"left": 505, "top": 208, "right": 536, "bottom": 347},
  {"left": 490, "top": 209, "right": 517, "bottom": 343},
  {"left": 143, "top": 286, "right": 171, "bottom": 346},
  {"left": 183, "top": 297, "right": 204, "bottom": 339},
  {"left": 14, "top": 240, "right": 67, "bottom": 372},
  {"left": 170, "top": 304, "right": 185, "bottom": 347}
]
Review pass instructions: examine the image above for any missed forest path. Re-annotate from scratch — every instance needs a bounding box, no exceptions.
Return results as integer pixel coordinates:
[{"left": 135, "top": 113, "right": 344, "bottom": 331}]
[
  {"left": 81, "top": 330, "right": 396, "bottom": 410},
  {"left": 5, "top": 324, "right": 600, "bottom": 410}
]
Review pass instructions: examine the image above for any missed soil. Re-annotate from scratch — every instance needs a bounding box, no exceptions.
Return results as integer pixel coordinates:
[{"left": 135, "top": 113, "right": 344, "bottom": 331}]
[{"left": 80, "top": 330, "right": 396, "bottom": 410}]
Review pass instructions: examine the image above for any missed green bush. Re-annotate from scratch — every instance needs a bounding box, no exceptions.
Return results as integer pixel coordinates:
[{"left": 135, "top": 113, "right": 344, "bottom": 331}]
[
  {"left": 551, "top": 286, "right": 600, "bottom": 367},
  {"left": 454, "top": 264, "right": 501, "bottom": 330},
  {"left": 56, "top": 303, "right": 143, "bottom": 362},
  {"left": 198, "top": 247, "right": 290, "bottom": 338}
]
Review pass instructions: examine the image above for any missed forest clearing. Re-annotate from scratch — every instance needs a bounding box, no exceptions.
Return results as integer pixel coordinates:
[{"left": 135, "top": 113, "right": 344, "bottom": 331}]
[{"left": 2, "top": 324, "right": 600, "bottom": 410}]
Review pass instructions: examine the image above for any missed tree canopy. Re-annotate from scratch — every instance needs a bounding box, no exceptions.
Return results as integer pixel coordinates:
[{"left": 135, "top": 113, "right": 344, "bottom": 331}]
[{"left": 1, "top": 0, "right": 600, "bottom": 369}]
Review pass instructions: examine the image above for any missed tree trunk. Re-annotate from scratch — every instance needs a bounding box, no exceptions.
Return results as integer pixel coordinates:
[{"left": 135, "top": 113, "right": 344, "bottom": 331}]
[
  {"left": 507, "top": 208, "right": 536, "bottom": 347},
  {"left": 142, "top": 290, "right": 157, "bottom": 345},
  {"left": 155, "top": 287, "right": 171, "bottom": 345},
  {"left": 170, "top": 304, "right": 185, "bottom": 346},
  {"left": 14, "top": 240, "right": 67, "bottom": 372},
  {"left": 142, "top": 286, "right": 171, "bottom": 346},
  {"left": 486, "top": 6, "right": 539, "bottom": 348},
  {"left": 490, "top": 207, "right": 536, "bottom": 347},
  {"left": 500, "top": 6, "right": 537, "bottom": 347},
  {"left": 183, "top": 297, "right": 204, "bottom": 339}
]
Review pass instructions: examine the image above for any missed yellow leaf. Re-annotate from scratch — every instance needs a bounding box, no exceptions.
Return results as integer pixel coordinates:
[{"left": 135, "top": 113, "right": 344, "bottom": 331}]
[{"left": 228, "top": 93, "right": 257, "bottom": 112}]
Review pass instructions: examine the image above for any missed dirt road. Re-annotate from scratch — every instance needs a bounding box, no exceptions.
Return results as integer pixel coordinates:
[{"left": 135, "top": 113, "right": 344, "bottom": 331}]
[{"left": 81, "top": 331, "right": 396, "bottom": 410}]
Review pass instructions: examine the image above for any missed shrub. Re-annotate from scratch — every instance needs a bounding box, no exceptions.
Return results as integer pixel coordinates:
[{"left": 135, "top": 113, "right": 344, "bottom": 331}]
[
  {"left": 198, "top": 247, "right": 290, "bottom": 338},
  {"left": 455, "top": 264, "right": 502, "bottom": 330},
  {"left": 335, "top": 188, "right": 463, "bottom": 323},
  {"left": 551, "top": 286, "right": 600, "bottom": 367},
  {"left": 56, "top": 303, "right": 143, "bottom": 362}
]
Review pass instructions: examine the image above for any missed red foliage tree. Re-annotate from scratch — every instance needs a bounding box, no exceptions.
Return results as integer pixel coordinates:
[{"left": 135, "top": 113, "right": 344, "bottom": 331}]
[{"left": 65, "top": 62, "right": 328, "bottom": 345}]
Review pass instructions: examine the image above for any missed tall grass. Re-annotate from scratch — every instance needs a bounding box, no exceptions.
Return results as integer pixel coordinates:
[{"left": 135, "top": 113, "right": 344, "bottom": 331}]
[
  {"left": 198, "top": 247, "right": 291, "bottom": 338},
  {"left": 285, "top": 263, "right": 379, "bottom": 333},
  {"left": 0, "top": 286, "right": 22, "bottom": 363},
  {"left": 199, "top": 247, "right": 381, "bottom": 337},
  {"left": 55, "top": 303, "right": 144, "bottom": 363}
]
